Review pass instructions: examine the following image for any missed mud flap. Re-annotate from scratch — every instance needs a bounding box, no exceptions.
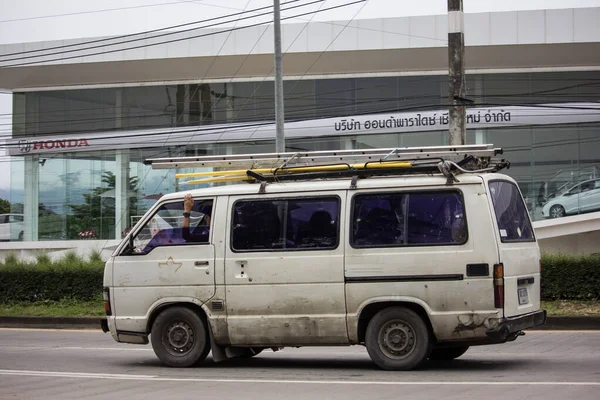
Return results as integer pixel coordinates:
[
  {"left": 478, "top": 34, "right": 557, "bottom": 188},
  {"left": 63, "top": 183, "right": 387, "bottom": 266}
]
[{"left": 208, "top": 324, "right": 227, "bottom": 363}]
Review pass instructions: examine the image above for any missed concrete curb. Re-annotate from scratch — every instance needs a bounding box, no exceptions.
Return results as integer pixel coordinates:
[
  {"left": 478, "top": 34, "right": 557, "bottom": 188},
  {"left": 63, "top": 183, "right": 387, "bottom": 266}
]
[
  {"left": 0, "top": 316, "right": 599, "bottom": 331},
  {"left": 531, "top": 316, "right": 600, "bottom": 331},
  {"left": 0, "top": 316, "right": 104, "bottom": 330}
]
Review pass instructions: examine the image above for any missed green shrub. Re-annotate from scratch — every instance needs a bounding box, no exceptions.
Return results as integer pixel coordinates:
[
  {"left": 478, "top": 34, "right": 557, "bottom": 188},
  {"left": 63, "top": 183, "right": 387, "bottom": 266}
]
[
  {"left": 88, "top": 249, "right": 104, "bottom": 264},
  {"left": 541, "top": 253, "right": 600, "bottom": 300},
  {"left": 0, "top": 252, "right": 598, "bottom": 304},
  {"left": 36, "top": 253, "right": 51, "bottom": 266},
  {"left": 0, "top": 253, "right": 104, "bottom": 303}
]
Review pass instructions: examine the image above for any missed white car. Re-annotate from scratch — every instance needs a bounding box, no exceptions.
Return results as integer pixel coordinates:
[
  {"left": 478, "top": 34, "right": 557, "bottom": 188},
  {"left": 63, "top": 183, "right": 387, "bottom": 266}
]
[
  {"left": 0, "top": 213, "right": 24, "bottom": 241},
  {"left": 542, "top": 179, "right": 600, "bottom": 218}
]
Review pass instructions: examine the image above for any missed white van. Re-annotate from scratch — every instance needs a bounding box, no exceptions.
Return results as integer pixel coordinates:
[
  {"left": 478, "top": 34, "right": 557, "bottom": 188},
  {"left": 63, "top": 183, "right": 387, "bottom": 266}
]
[{"left": 101, "top": 145, "right": 546, "bottom": 370}]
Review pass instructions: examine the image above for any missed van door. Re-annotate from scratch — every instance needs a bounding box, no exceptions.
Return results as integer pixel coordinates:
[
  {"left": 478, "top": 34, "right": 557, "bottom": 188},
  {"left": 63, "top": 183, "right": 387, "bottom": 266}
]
[
  {"left": 111, "top": 197, "right": 216, "bottom": 331},
  {"left": 487, "top": 179, "right": 541, "bottom": 318},
  {"left": 224, "top": 192, "right": 349, "bottom": 346}
]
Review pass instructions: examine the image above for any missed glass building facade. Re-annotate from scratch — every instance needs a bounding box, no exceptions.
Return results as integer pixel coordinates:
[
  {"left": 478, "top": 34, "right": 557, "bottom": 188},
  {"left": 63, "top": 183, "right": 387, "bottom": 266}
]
[{"left": 7, "top": 70, "right": 600, "bottom": 241}]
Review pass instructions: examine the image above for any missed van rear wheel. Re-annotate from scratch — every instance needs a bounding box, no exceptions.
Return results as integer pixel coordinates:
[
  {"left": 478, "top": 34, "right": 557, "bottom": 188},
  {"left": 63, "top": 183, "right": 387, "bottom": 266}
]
[
  {"left": 365, "top": 307, "right": 431, "bottom": 371},
  {"left": 429, "top": 346, "right": 469, "bottom": 361},
  {"left": 150, "top": 307, "right": 210, "bottom": 367}
]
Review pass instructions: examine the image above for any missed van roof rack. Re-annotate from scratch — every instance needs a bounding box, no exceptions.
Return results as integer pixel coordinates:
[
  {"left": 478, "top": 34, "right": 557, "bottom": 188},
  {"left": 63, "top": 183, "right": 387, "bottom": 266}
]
[{"left": 144, "top": 144, "right": 508, "bottom": 185}]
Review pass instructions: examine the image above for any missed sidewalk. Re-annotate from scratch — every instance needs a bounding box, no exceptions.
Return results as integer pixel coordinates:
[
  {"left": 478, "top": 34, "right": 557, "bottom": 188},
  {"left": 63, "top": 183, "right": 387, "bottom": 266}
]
[{"left": 1, "top": 316, "right": 599, "bottom": 330}]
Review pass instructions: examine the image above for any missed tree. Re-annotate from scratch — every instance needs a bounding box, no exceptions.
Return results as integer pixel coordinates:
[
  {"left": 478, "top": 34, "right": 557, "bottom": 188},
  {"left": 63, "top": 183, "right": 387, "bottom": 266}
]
[
  {"left": 0, "top": 198, "right": 10, "bottom": 214},
  {"left": 67, "top": 172, "right": 139, "bottom": 240}
]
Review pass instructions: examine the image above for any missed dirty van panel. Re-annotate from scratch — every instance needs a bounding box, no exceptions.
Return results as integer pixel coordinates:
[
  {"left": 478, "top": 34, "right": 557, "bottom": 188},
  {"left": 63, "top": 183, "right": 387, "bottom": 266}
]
[
  {"left": 345, "top": 184, "right": 501, "bottom": 342},
  {"left": 488, "top": 180, "right": 541, "bottom": 318},
  {"left": 224, "top": 193, "right": 349, "bottom": 346},
  {"left": 111, "top": 197, "right": 216, "bottom": 329}
]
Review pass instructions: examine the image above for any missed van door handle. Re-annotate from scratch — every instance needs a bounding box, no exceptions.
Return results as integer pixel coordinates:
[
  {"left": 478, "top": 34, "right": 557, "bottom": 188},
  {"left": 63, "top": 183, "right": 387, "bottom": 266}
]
[{"left": 195, "top": 261, "right": 210, "bottom": 266}]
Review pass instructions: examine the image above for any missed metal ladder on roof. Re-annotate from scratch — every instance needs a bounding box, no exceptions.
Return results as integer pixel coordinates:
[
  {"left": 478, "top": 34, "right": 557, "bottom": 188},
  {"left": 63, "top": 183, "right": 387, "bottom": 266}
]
[{"left": 144, "top": 144, "right": 508, "bottom": 185}]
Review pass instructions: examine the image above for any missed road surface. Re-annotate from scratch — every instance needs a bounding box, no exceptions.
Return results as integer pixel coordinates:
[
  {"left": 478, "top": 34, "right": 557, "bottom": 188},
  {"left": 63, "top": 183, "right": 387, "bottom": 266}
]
[{"left": 0, "top": 329, "right": 598, "bottom": 399}]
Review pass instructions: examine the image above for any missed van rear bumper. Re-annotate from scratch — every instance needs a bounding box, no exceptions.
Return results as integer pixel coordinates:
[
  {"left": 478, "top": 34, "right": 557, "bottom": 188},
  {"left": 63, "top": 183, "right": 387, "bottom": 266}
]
[{"left": 486, "top": 310, "right": 547, "bottom": 340}]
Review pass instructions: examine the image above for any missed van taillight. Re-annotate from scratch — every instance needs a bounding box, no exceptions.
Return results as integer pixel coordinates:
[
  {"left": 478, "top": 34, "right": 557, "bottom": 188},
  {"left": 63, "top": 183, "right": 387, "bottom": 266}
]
[
  {"left": 103, "top": 287, "right": 112, "bottom": 316},
  {"left": 493, "top": 263, "right": 504, "bottom": 309}
]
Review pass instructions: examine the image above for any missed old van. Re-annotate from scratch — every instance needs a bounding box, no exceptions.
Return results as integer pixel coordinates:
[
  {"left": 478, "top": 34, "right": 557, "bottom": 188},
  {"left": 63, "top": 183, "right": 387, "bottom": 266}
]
[{"left": 101, "top": 145, "right": 546, "bottom": 370}]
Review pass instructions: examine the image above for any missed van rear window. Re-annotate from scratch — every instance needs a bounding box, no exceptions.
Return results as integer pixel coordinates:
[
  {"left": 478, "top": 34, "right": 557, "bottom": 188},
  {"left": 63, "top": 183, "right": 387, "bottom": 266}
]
[
  {"left": 351, "top": 191, "right": 467, "bottom": 248},
  {"left": 488, "top": 181, "right": 535, "bottom": 243}
]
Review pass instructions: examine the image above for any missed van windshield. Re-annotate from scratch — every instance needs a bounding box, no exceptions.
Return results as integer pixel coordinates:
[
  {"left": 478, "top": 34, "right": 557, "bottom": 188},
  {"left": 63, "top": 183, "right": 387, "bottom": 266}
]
[{"left": 489, "top": 181, "right": 535, "bottom": 243}]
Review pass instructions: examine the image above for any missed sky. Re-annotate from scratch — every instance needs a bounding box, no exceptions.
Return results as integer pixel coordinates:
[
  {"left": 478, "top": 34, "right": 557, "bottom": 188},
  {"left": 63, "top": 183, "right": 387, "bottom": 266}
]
[{"left": 1, "top": 0, "right": 600, "bottom": 197}]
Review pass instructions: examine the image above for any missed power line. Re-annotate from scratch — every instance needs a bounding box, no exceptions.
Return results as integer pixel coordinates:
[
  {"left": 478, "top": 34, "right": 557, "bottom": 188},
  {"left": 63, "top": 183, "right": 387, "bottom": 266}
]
[
  {"left": 0, "top": 0, "right": 214, "bottom": 24},
  {"left": 0, "top": 0, "right": 319, "bottom": 65},
  {"left": 224, "top": 0, "right": 369, "bottom": 144},
  {"left": 0, "top": 95, "right": 598, "bottom": 137},
  {"left": 1, "top": 99, "right": 599, "bottom": 149},
  {"left": 0, "top": 1, "right": 354, "bottom": 68},
  {"left": 0, "top": 94, "right": 597, "bottom": 136},
  {"left": 1, "top": 122, "right": 600, "bottom": 165},
  {"left": 0, "top": 0, "right": 307, "bottom": 60}
]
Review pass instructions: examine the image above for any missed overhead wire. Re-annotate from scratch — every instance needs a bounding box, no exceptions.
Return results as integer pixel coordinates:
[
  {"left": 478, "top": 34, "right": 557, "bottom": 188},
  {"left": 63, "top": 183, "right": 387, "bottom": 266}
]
[
  {"left": 0, "top": 94, "right": 598, "bottom": 137},
  {"left": 1, "top": 99, "right": 599, "bottom": 150},
  {"left": 0, "top": 0, "right": 226, "bottom": 24},
  {"left": 0, "top": 0, "right": 324, "bottom": 68}
]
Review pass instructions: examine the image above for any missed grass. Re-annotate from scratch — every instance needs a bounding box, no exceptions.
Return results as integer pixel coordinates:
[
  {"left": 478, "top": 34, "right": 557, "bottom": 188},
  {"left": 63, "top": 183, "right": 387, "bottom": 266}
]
[
  {"left": 0, "top": 298, "right": 597, "bottom": 318},
  {"left": 541, "top": 300, "right": 600, "bottom": 317},
  {"left": 0, "top": 297, "right": 104, "bottom": 317}
]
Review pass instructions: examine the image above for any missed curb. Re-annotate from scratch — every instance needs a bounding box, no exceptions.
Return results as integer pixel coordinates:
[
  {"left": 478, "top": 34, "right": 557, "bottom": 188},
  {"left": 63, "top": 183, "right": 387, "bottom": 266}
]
[
  {"left": 0, "top": 316, "right": 599, "bottom": 331},
  {"left": 0, "top": 316, "right": 104, "bottom": 330},
  {"left": 531, "top": 316, "right": 600, "bottom": 331}
]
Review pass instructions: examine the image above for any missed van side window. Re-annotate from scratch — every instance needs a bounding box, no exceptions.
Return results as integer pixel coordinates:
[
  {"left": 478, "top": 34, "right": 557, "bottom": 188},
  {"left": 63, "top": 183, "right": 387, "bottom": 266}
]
[
  {"left": 128, "top": 199, "right": 213, "bottom": 255},
  {"left": 489, "top": 181, "right": 535, "bottom": 242},
  {"left": 351, "top": 191, "right": 467, "bottom": 248},
  {"left": 232, "top": 197, "right": 340, "bottom": 251}
]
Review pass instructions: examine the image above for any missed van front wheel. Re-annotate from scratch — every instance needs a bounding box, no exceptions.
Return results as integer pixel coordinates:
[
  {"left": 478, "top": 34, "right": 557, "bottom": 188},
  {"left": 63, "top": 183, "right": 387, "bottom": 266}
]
[
  {"left": 151, "top": 307, "right": 210, "bottom": 367},
  {"left": 365, "top": 307, "right": 431, "bottom": 371}
]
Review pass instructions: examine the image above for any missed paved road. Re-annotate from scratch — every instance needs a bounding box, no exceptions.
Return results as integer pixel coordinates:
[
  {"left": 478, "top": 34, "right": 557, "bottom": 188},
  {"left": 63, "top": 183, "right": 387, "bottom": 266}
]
[{"left": 0, "top": 329, "right": 598, "bottom": 400}]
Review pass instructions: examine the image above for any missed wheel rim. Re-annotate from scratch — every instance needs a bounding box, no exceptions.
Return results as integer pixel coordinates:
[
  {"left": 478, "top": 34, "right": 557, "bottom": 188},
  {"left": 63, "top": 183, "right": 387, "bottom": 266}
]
[
  {"left": 164, "top": 320, "right": 195, "bottom": 356},
  {"left": 550, "top": 206, "right": 564, "bottom": 218},
  {"left": 378, "top": 319, "right": 416, "bottom": 360}
]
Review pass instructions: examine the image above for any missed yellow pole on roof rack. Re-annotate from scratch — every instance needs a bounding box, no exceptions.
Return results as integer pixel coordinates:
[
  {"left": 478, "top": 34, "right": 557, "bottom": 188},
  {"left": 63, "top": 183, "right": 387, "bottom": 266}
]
[{"left": 175, "top": 161, "right": 413, "bottom": 180}]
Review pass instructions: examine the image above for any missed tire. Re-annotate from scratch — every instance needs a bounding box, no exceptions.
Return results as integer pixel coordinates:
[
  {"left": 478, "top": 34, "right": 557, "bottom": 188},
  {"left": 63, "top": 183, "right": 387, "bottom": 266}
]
[
  {"left": 429, "top": 346, "right": 469, "bottom": 361},
  {"left": 365, "top": 307, "right": 431, "bottom": 371},
  {"left": 150, "top": 307, "right": 210, "bottom": 367},
  {"left": 549, "top": 205, "right": 566, "bottom": 219}
]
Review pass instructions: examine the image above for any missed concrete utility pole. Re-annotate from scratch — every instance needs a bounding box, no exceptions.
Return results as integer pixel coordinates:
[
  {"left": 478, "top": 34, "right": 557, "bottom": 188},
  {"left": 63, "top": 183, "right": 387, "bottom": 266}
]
[
  {"left": 448, "top": 0, "right": 466, "bottom": 145},
  {"left": 273, "top": 0, "right": 285, "bottom": 153}
]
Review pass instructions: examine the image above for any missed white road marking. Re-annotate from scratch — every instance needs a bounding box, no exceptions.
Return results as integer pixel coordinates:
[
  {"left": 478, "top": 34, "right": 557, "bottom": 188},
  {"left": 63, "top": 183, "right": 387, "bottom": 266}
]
[
  {"left": 1, "top": 328, "right": 598, "bottom": 333},
  {"left": 0, "top": 346, "right": 151, "bottom": 351},
  {"left": 0, "top": 369, "right": 598, "bottom": 386},
  {"left": 0, "top": 328, "right": 102, "bottom": 332}
]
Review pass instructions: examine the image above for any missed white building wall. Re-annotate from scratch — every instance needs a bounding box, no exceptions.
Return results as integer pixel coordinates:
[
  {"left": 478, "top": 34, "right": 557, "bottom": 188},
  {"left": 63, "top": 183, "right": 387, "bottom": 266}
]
[{"left": 1, "top": 8, "right": 599, "bottom": 66}]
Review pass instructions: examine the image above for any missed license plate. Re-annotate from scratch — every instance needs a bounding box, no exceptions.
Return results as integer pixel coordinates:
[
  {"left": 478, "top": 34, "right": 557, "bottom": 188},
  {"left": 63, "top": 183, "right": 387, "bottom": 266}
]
[{"left": 518, "top": 287, "right": 529, "bottom": 305}]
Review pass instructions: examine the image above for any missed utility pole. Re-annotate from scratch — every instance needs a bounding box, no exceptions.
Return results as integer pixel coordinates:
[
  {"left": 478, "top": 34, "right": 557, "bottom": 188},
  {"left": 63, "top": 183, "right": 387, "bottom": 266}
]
[
  {"left": 273, "top": 0, "right": 285, "bottom": 153},
  {"left": 448, "top": 0, "right": 466, "bottom": 145}
]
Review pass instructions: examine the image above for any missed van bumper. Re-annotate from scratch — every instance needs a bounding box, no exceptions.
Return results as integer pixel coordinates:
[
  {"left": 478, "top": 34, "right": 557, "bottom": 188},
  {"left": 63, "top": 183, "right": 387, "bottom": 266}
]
[{"left": 486, "top": 310, "right": 547, "bottom": 341}]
